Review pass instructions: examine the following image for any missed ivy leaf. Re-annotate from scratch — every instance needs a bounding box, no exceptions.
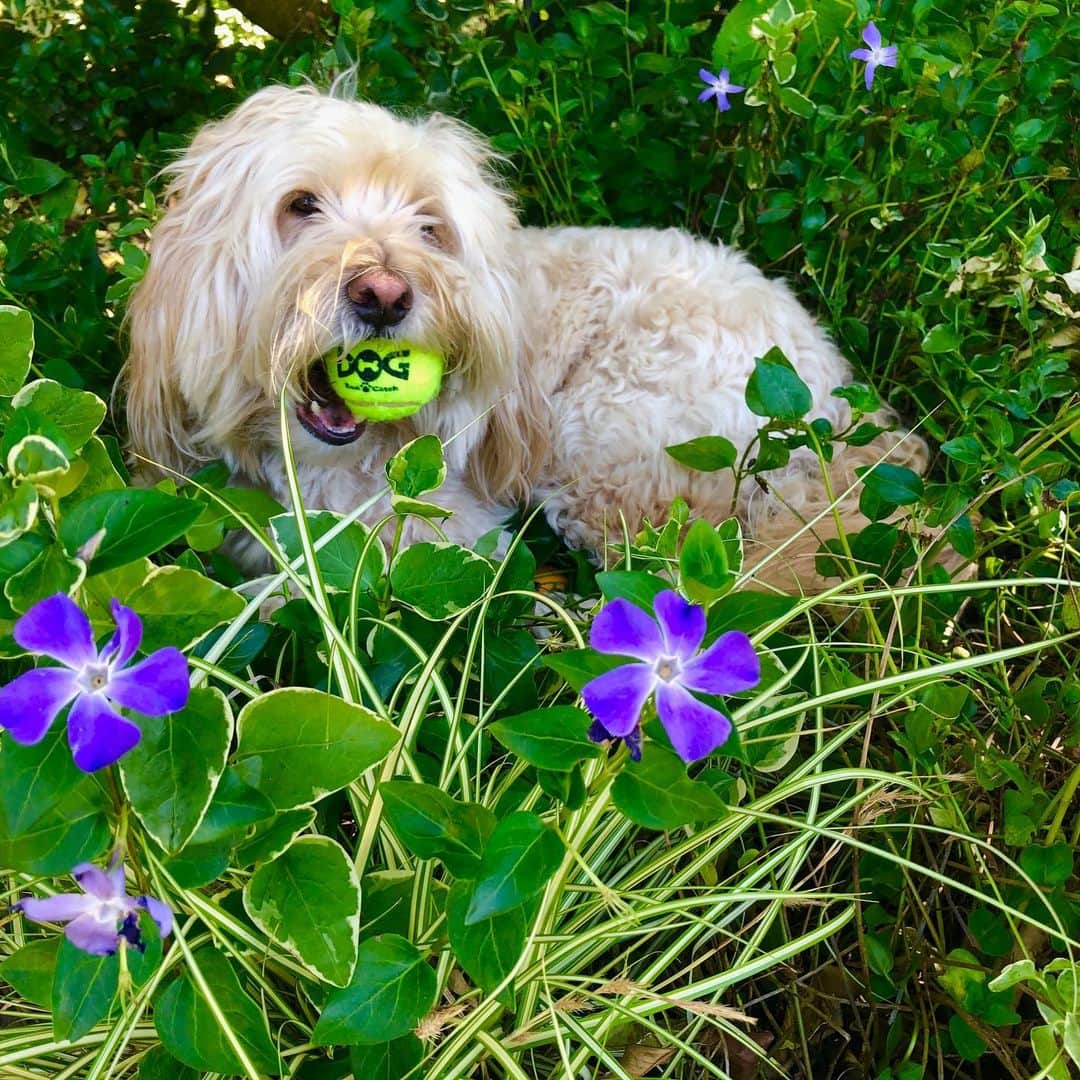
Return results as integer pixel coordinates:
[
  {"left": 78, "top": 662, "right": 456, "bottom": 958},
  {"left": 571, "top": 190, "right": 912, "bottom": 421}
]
[
  {"left": 312, "top": 935, "right": 437, "bottom": 1046},
  {"left": 465, "top": 812, "right": 564, "bottom": 924},
  {"left": 119, "top": 687, "right": 232, "bottom": 853},
  {"left": 389, "top": 542, "right": 494, "bottom": 620},
  {"left": 0, "top": 305, "right": 34, "bottom": 394},
  {"left": 51, "top": 939, "right": 118, "bottom": 1043},
  {"left": 244, "top": 836, "right": 361, "bottom": 986},
  {"left": 234, "top": 688, "right": 399, "bottom": 810},
  {"left": 612, "top": 747, "right": 727, "bottom": 830},
  {"left": 488, "top": 707, "right": 600, "bottom": 772},
  {"left": 664, "top": 435, "right": 737, "bottom": 472},
  {"left": 745, "top": 347, "right": 812, "bottom": 420},
  {"left": 385, "top": 434, "right": 446, "bottom": 498}
]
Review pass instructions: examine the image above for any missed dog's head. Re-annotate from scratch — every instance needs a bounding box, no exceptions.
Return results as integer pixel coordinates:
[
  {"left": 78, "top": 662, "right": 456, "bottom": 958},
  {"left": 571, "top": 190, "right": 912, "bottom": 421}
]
[{"left": 124, "top": 84, "right": 535, "bottom": 493}]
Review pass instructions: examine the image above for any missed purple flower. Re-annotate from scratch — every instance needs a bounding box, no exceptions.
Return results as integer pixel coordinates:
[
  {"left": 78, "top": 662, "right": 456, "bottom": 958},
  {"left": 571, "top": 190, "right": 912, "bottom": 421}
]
[
  {"left": 0, "top": 593, "right": 189, "bottom": 772},
  {"left": 698, "top": 68, "right": 745, "bottom": 112},
  {"left": 14, "top": 855, "right": 173, "bottom": 956},
  {"left": 849, "top": 22, "right": 898, "bottom": 90},
  {"left": 581, "top": 591, "right": 760, "bottom": 763}
]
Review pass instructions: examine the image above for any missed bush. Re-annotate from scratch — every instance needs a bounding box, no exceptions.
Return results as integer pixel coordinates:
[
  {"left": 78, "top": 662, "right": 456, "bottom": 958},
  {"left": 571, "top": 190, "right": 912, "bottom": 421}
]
[{"left": 1, "top": 1, "right": 1078, "bottom": 1077}]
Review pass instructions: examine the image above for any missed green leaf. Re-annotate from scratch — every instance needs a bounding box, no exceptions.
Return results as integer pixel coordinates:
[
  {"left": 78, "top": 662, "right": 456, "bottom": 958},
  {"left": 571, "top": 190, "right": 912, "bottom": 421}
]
[
  {"left": 52, "top": 938, "right": 118, "bottom": 1042},
  {"left": 124, "top": 565, "right": 245, "bottom": 652},
  {"left": 987, "top": 959, "right": 1038, "bottom": 993},
  {"left": 12, "top": 380, "right": 106, "bottom": 452},
  {"left": 537, "top": 763, "right": 587, "bottom": 809},
  {"left": 269, "top": 511, "right": 385, "bottom": 594},
  {"left": 777, "top": 85, "right": 815, "bottom": 116},
  {"left": 153, "top": 950, "right": 282, "bottom": 1074},
  {"left": 137, "top": 1046, "right": 199, "bottom": 1080},
  {"left": 447, "top": 879, "right": 533, "bottom": 998},
  {"left": 1020, "top": 843, "right": 1074, "bottom": 887},
  {"left": 542, "top": 648, "right": 626, "bottom": 691},
  {"left": 119, "top": 687, "right": 232, "bottom": 852},
  {"left": 0, "top": 782, "right": 110, "bottom": 875},
  {"left": 182, "top": 767, "right": 275, "bottom": 847},
  {"left": 859, "top": 463, "right": 925, "bottom": 507},
  {"left": 488, "top": 707, "right": 600, "bottom": 772},
  {"left": 745, "top": 347, "right": 812, "bottom": 420},
  {"left": 465, "top": 812, "right": 564, "bottom": 925},
  {"left": 922, "top": 324, "right": 962, "bottom": 353},
  {"left": 948, "top": 1014, "right": 986, "bottom": 1061},
  {"left": 350, "top": 1038, "right": 424, "bottom": 1080},
  {"left": 380, "top": 781, "right": 494, "bottom": 877},
  {"left": 59, "top": 489, "right": 204, "bottom": 574},
  {"left": 4, "top": 542, "right": 85, "bottom": 614},
  {"left": 0, "top": 724, "right": 87, "bottom": 834},
  {"left": 595, "top": 571, "right": 668, "bottom": 613},
  {"left": 7, "top": 434, "right": 69, "bottom": 484},
  {"left": 665, "top": 435, "right": 737, "bottom": 472},
  {"left": 0, "top": 481, "right": 39, "bottom": 543},
  {"left": 243, "top": 836, "right": 361, "bottom": 986},
  {"left": 235, "top": 807, "right": 317, "bottom": 867},
  {"left": 0, "top": 937, "right": 60, "bottom": 1007},
  {"left": 234, "top": 688, "right": 399, "bottom": 810},
  {"left": 680, "top": 518, "right": 738, "bottom": 603},
  {"left": 0, "top": 305, "right": 34, "bottom": 395},
  {"left": 706, "top": 591, "right": 797, "bottom": 636},
  {"left": 1032, "top": 1024, "right": 1071, "bottom": 1080},
  {"left": 386, "top": 434, "right": 446, "bottom": 497},
  {"left": 312, "top": 935, "right": 438, "bottom": 1046},
  {"left": 612, "top": 747, "right": 727, "bottom": 830},
  {"left": 389, "top": 542, "right": 494, "bottom": 619}
]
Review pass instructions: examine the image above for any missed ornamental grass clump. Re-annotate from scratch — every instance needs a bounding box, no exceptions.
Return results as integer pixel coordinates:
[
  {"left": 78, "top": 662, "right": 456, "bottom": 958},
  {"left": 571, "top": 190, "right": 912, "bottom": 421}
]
[{"left": 1, "top": 0, "right": 1077, "bottom": 1076}]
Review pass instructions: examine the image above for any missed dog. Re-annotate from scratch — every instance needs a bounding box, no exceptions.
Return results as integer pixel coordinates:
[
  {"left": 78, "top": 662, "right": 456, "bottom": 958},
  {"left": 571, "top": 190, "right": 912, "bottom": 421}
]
[{"left": 124, "top": 83, "right": 929, "bottom": 591}]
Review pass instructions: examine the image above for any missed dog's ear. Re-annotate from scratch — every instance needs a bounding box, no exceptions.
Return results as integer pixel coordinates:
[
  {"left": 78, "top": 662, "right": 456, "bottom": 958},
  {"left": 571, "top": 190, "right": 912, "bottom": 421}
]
[
  {"left": 123, "top": 88, "right": 305, "bottom": 478},
  {"left": 419, "top": 115, "right": 550, "bottom": 503}
]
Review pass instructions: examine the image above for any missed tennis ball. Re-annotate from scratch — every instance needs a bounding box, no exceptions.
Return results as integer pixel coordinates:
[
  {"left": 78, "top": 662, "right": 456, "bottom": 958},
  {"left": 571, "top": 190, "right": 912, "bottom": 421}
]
[{"left": 326, "top": 339, "right": 444, "bottom": 422}]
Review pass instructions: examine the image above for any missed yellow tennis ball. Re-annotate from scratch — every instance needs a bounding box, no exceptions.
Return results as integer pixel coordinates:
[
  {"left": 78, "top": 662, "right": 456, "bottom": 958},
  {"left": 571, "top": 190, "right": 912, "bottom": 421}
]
[{"left": 326, "top": 339, "right": 444, "bottom": 422}]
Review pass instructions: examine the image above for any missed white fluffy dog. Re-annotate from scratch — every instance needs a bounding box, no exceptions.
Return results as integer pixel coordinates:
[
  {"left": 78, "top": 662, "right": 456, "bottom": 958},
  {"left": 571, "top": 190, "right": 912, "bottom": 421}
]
[{"left": 125, "top": 83, "right": 928, "bottom": 589}]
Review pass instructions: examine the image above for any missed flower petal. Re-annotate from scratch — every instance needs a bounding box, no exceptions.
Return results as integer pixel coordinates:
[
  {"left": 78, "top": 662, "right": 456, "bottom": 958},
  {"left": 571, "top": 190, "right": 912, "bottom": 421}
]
[
  {"left": 718, "top": 68, "right": 730, "bottom": 82},
  {"left": 16, "top": 892, "right": 97, "bottom": 924},
  {"left": 136, "top": 895, "right": 174, "bottom": 938},
  {"left": 589, "top": 599, "right": 663, "bottom": 661},
  {"left": 655, "top": 682, "right": 732, "bottom": 762},
  {"left": 862, "top": 21, "right": 881, "bottom": 49},
  {"left": 72, "top": 862, "right": 120, "bottom": 900},
  {"left": 66, "top": 694, "right": 142, "bottom": 772},
  {"left": 105, "top": 851, "right": 127, "bottom": 897},
  {"left": 880, "top": 45, "right": 898, "bottom": 66},
  {"left": 103, "top": 599, "right": 142, "bottom": 667},
  {"left": 698, "top": 86, "right": 717, "bottom": 102},
  {"left": 0, "top": 667, "right": 79, "bottom": 744},
  {"left": 653, "top": 591, "right": 706, "bottom": 661},
  {"left": 65, "top": 912, "right": 120, "bottom": 956},
  {"left": 581, "top": 663, "right": 655, "bottom": 737},
  {"left": 680, "top": 631, "right": 760, "bottom": 695},
  {"left": 849, "top": 48, "right": 873, "bottom": 61},
  {"left": 13, "top": 593, "right": 96, "bottom": 669},
  {"left": 698, "top": 68, "right": 717, "bottom": 84},
  {"left": 864, "top": 61, "right": 877, "bottom": 90},
  {"left": 716, "top": 94, "right": 732, "bottom": 112},
  {"left": 727, "top": 82, "right": 745, "bottom": 94},
  {"left": 106, "top": 648, "right": 190, "bottom": 716}
]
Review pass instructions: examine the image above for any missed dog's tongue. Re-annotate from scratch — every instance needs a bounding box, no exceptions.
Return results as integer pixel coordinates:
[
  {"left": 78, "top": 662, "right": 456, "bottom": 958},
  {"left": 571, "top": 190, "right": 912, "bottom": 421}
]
[{"left": 296, "top": 364, "right": 364, "bottom": 445}]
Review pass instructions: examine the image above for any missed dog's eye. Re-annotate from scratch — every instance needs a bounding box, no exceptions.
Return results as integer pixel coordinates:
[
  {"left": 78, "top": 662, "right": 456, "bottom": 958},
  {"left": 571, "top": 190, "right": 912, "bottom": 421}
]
[
  {"left": 420, "top": 223, "right": 442, "bottom": 247},
  {"left": 289, "top": 193, "right": 321, "bottom": 217}
]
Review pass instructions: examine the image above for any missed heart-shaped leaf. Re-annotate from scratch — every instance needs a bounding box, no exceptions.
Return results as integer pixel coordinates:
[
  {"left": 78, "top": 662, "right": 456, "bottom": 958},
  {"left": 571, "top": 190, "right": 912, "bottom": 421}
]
[{"left": 488, "top": 707, "right": 600, "bottom": 772}]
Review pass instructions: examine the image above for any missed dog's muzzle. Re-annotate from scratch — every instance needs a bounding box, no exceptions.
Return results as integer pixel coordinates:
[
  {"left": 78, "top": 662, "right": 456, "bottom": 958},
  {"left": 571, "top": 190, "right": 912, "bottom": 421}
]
[{"left": 295, "top": 362, "right": 365, "bottom": 446}]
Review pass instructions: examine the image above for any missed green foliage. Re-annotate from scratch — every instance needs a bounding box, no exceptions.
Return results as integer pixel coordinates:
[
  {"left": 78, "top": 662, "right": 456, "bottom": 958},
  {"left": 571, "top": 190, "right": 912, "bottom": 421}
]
[{"left": 1, "top": 0, "right": 1079, "bottom": 1076}]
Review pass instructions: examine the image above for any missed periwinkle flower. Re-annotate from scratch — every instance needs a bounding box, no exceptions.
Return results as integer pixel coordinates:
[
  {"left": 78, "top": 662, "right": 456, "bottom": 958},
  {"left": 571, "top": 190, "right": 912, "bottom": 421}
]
[
  {"left": 581, "top": 591, "right": 760, "bottom": 763},
  {"left": 698, "top": 68, "right": 745, "bottom": 112},
  {"left": 14, "top": 856, "right": 172, "bottom": 956},
  {"left": 0, "top": 593, "right": 189, "bottom": 772},
  {"left": 849, "top": 22, "right": 898, "bottom": 89}
]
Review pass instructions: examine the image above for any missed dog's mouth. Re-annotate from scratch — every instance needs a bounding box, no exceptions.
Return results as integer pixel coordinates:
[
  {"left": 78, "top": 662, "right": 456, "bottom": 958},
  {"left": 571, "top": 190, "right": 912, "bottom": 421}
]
[{"left": 295, "top": 363, "right": 365, "bottom": 446}]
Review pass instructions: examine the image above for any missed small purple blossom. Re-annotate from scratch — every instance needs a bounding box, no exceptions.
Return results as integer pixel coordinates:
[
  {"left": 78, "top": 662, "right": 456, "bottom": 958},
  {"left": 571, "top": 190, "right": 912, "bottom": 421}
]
[
  {"left": 698, "top": 68, "right": 745, "bottom": 112},
  {"left": 14, "top": 855, "right": 173, "bottom": 956},
  {"left": 849, "top": 22, "right": 898, "bottom": 90},
  {"left": 0, "top": 593, "right": 189, "bottom": 772},
  {"left": 581, "top": 591, "right": 760, "bottom": 763}
]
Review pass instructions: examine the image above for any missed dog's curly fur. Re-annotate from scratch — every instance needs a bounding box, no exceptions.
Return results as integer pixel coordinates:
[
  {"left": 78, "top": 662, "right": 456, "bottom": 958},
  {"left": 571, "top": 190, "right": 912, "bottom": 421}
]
[{"left": 124, "top": 83, "right": 928, "bottom": 590}]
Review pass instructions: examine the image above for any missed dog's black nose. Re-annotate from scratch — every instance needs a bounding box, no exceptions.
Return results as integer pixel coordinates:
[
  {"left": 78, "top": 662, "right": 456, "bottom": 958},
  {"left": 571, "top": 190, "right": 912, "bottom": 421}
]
[{"left": 346, "top": 269, "right": 412, "bottom": 329}]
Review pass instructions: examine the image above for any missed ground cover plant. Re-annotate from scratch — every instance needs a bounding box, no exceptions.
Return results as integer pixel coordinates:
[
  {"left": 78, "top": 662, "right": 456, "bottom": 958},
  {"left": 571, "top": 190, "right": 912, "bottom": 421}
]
[{"left": 1, "top": 0, "right": 1079, "bottom": 1076}]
